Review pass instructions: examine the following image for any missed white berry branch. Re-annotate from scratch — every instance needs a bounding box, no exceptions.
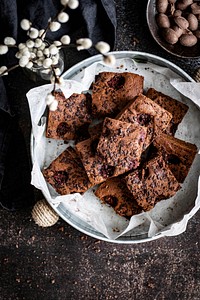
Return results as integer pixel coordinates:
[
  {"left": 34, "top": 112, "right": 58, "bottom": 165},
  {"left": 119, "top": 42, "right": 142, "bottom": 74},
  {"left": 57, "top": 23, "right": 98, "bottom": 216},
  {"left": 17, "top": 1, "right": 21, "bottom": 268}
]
[{"left": 0, "top": 0, "right": 116, "bottom": 111}]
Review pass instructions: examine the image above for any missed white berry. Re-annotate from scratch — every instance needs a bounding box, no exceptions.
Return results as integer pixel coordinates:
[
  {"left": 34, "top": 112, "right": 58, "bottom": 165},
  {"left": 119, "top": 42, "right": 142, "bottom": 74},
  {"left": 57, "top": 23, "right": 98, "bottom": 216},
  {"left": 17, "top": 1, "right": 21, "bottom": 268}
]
[
  {"left": 68, "top": 0, "right": 79, "bottom": 9},
  {"left": 18, "top": 43, "right": 26, "bottom": 50},
  {"left": 0, "top": 45, "right": 8, "bottom": 55},
  {"left": 20, "top": 19, "right": 31, "bottom": 31},
  {"left": 4, "top": 37, "right": 16, "bottom": 45},
  {"left": 26, "top": 40, "right": 34, "bottom": 48},
  {"left": 43, "top": 58, "right": 53, "bottom": 68},
  {"left": 51, "top": 56, "right": 59, "bottom": 65},
  {"left": 95, "top": 41, "right": 110, "bottom": 54},
  {"left": 26, "top": 61, "right": 33, "bottom": 69},
  {"left": 49, "top": 22, "right": 61, "bottom": 32},
  {"left": 58, "top": 12, "right": 69, "bottom": 23},
  {"left": 19, "top": 56, "right": 30, "bottom": 67},
  {"left": 37, "top": 50, "right": 44, "bottom": 58},
  {"left": 29, "top": 28, "right": 39, "bottom": 39},
  {"left": 76, "top": 38, "right": 92, "bottom": 50},
  {"left": 60, "top": 35, "right": 70, "bottom": 45},
  {"left": 54, "top": 41, "right": 62, "bottom": 47},
  {"left": 34, "top": 38, "right": 43, "bottom": 48},
  {"left": 49, "top": 45, "right": 59, "bottom": 55}
]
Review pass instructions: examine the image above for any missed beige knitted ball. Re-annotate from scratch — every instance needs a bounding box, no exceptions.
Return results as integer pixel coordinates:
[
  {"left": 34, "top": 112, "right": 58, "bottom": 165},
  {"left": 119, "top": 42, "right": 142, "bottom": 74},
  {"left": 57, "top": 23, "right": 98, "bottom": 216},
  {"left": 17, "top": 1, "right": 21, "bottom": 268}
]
[
  {"left": 193, "top": 68, "right": 200, "bottom": 82},
  {"left": 32, "top": 199, "right": 59, "bottom": 227}
]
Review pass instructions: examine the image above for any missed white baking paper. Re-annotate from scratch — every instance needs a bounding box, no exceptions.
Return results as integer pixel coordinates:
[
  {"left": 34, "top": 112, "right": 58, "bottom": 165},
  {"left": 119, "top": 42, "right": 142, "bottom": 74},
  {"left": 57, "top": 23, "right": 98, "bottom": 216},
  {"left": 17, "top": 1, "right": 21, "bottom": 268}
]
[{"left": 27, "top": 57, "right": 200, "bottom": 241}]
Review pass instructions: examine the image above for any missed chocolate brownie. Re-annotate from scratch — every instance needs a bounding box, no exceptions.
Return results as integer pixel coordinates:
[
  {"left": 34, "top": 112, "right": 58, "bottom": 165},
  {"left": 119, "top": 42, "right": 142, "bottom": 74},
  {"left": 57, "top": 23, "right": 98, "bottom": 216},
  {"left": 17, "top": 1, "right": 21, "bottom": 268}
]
[
  {"left": 146, "top": 88, "right": 188, "bottom": 135},
  {"left": 97, "top": 117, "right": 147, "bottom": 171},
  {"left": 75, "top": 136, "right": 125, "bottom": 186},
  {"left": 42, "top": 146, "right": 92, "bottom": 195},
  {"left": 95, "top": 177, "right": 142, "bottom": 218},
  {"left": 129, "top": 94, "right": 172, "bottom": 137},
  {"left": 46, "top": 91, "right": 92, "bottom": 140},
  {"left": 92, "top": 72, "right": 144, "bottom": 117},
  {"left": 125, "top": 155, "right": 180, "bottom": 211},
  {"left": 153, "top": 132, "right": 198, "bottom": 183}
]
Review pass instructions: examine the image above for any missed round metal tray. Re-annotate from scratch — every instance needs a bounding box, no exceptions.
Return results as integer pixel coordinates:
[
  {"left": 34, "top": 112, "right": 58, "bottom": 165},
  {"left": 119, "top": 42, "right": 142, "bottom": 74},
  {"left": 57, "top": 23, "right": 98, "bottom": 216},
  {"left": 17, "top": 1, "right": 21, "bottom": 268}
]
[{"left": 31, "top": 51, "right": 198, "bottom": 244}]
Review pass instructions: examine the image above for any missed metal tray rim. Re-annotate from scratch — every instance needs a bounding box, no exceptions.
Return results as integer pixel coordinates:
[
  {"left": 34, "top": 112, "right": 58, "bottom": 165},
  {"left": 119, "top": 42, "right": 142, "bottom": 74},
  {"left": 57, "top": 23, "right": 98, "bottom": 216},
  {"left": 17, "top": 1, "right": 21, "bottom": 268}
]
[{"left": 30, "top": 50, "right": 194, "bottom": 244}]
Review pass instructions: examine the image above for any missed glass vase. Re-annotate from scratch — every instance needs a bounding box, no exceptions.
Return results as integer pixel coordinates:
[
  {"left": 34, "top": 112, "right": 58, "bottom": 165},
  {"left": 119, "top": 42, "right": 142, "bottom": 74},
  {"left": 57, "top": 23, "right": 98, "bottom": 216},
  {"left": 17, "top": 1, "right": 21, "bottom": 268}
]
[{"left": 24, "top": 48, "right": 64, "bottom": 82}]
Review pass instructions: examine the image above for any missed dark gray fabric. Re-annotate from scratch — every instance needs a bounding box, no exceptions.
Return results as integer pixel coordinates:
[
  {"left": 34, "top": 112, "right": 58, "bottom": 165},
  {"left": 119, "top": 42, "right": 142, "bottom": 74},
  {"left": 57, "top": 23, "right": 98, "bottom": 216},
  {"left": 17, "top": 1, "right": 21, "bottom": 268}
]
[
  {"left": 0, "top": 0, "right": 116, "bottom": 63},
  {"left": 0, "top": 0, "right": 116, "bottom": 210},
  {"left": 79, "top": 0, "right": 116, "bottom": 53}
]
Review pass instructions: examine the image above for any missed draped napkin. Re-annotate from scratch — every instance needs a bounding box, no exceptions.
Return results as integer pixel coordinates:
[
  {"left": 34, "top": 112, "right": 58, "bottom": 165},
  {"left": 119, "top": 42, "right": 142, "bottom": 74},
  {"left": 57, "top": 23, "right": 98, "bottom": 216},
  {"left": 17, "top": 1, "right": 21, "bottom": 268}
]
[{"left": 0, "top": 0, "right": 116, "bottom": 210}]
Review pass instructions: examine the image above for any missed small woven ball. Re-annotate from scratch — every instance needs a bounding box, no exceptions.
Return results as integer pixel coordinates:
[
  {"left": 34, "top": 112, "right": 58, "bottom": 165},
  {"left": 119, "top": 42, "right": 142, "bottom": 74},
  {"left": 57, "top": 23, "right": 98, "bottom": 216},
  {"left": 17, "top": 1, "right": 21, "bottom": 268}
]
[
  {"left": 193, "top": 68, "right": 200, "bottom": 82},
  {"left": 32, "top": 199, "right": 59, "bottom": 227}
]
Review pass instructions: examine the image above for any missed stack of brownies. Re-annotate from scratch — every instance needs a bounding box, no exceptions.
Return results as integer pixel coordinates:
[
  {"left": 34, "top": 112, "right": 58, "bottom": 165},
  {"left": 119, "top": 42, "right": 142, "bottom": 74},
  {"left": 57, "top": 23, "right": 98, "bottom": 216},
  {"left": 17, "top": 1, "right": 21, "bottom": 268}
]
[{"left": 43, "top": 71, "right": 198, "bottom": 219}]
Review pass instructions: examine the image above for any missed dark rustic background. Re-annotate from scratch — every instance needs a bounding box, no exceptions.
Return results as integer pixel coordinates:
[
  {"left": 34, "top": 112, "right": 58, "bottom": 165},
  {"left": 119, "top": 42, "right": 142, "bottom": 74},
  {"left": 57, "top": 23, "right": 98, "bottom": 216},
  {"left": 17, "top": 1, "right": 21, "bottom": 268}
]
[{"left": 1, "top": 1, "right": 200, "bottom": 299}]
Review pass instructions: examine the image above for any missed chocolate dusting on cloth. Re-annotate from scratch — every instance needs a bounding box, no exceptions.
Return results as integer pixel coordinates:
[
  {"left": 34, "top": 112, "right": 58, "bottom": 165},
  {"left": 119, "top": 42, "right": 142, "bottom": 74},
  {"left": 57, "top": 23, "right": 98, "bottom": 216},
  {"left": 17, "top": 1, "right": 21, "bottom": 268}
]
[{"left": 0, "top": 0, "right": 116, "bottom": 210}]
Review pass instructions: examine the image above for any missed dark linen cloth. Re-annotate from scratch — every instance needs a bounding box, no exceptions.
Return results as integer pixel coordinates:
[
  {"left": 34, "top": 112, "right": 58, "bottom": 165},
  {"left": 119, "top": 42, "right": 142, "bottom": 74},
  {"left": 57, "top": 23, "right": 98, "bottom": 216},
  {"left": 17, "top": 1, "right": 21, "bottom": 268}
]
[{"left": 0, "top": 0, "right": 116, "bottom": 210}]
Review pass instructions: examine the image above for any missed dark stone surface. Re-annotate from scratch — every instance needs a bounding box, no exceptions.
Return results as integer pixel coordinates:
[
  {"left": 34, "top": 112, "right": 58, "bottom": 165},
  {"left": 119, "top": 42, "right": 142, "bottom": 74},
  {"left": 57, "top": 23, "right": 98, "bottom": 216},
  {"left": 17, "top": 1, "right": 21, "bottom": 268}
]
[
  {"left": 1, "top": 208, "right": 200, "bottom": 300},
  {"left": 1, "top": 1, "right": 200, "bottom": 299}
]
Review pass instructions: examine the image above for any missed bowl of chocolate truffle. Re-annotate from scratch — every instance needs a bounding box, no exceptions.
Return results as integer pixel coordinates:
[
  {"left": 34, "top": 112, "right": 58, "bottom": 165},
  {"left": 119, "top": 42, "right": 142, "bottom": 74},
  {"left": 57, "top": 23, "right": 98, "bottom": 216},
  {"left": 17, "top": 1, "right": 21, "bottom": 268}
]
[{"left": 146, "top": 0, "right": 200, "bottom": 58}]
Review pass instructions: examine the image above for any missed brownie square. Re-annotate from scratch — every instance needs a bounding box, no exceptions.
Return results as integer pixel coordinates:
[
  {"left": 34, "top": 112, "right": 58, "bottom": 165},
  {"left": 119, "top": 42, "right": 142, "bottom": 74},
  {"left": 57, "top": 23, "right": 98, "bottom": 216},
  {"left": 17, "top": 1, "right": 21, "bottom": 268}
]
[
  {"left": 153, "top": 132, "right": 198, "bottom": 183},
  {"left": 46, "top": 91, "right": 92, "bottom": 140},
  {"left": 125, "top": 155, "right": 180, "bottom": 211},
  {"left": 97, "top": 117, "right": 147, "bottom": 170},
  {"left": 95, "top": 177, "right": 142, "bottom": 218},
  {"left": 129, "top": 94, "right": 172, "bottom": 137},
  {"left": 75, "top": 136, "right": 124, "bottom": 186},
  {"left": 146, "top": 88, "right": 188, "bottom": 135},
  {"left": 117, "top": 94, "right": 173, "bottom": 145},
  {"left": 42, "top": 147, "right": 92, "bottom": 195},
  {"left": 92, "top": 72, "right": 144, "bottom": 117}
]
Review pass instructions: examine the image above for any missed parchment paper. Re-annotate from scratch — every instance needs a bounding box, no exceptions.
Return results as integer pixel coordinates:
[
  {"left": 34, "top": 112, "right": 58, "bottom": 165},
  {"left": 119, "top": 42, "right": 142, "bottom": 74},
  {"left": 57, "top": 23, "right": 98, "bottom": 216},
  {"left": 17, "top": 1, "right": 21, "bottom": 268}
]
[{"left": 27, "top": 57, "right": 200, "bottom": 241}]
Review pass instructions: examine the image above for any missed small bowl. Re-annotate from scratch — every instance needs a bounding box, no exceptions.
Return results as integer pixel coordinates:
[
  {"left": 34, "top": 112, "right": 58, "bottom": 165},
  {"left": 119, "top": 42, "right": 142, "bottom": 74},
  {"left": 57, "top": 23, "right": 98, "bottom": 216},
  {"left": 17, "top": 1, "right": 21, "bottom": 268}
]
[{"left": 146, "top": 0, "right": 200, "bottom": 58}]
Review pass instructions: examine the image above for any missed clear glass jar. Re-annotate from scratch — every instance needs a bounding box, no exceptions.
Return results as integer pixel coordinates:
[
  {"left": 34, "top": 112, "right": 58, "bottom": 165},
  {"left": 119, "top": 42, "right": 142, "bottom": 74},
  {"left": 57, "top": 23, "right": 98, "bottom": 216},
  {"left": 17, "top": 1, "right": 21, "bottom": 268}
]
[{"left": 23, "top": 44, "right": 64, "bottom": 82}]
